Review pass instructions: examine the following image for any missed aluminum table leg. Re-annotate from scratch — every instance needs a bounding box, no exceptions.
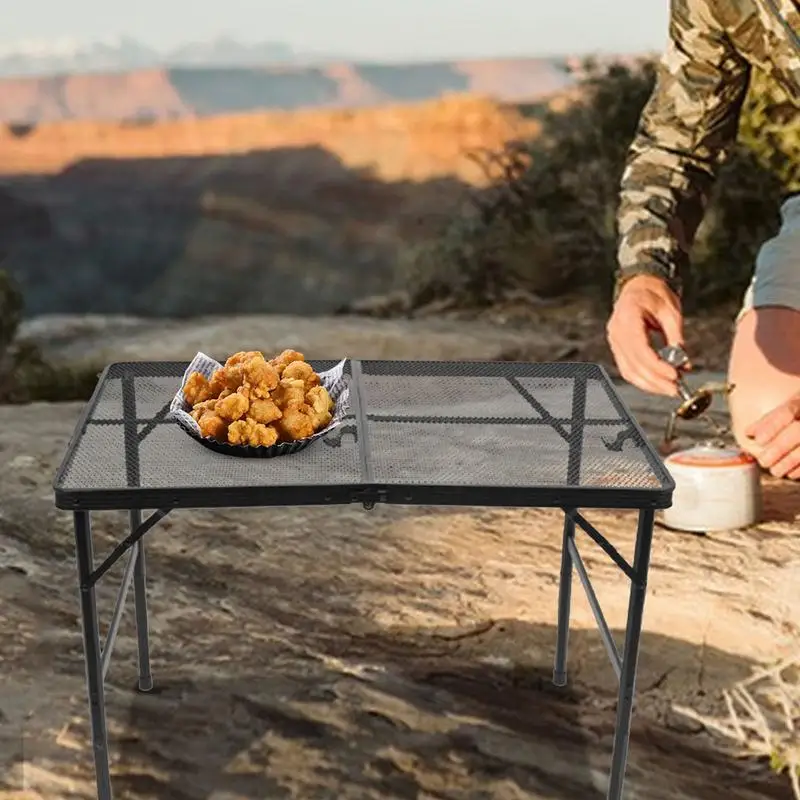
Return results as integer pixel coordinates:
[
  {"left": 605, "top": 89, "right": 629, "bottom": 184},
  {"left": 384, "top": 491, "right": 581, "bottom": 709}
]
[
  {"left": 73, "top": 510, "right": 113, "bottom": 800},
  {"left": 553, "top": 511, "right": 575, "bottom": 686},
  {"left": 130, "top": 510, "right": 153, "bottom": 692},
  {"left": 606, "top": 507, "right": 656, "bottom": 800}
]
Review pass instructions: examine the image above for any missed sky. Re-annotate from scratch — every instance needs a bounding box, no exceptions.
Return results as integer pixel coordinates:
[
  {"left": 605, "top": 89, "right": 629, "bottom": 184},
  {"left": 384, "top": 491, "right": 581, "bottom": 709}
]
[{"left": 4, "top": 0, "right": 670, "bottom": 61}]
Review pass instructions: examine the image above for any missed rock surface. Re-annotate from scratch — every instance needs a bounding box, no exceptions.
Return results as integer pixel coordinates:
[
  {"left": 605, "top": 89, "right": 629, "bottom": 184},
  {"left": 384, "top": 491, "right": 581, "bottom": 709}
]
[
  {"left": 0, "top": 320, "right": 797, "bottom": 800},
  {"left": 18, "top": 311, "right": 731, "bottom": 444},
  {"left": 19, "top": 312, "right": 570, "bottom": 365}
]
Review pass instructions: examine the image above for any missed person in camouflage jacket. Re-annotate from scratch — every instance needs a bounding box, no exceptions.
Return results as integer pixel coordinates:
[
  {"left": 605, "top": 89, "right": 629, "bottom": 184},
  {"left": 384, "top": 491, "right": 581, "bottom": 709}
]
[{"left": 606, "top": 0, "right": 800, "bottom": 478}]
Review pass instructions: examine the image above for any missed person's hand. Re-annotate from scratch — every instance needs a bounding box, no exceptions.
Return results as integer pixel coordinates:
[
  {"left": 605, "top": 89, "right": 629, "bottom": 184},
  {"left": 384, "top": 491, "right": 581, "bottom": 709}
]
[
  {"left": 745, "top": 393, "right": 800, "bottom": 478},
  {"left": 606, "top": 274, "right": 685, "bottom": 396}
]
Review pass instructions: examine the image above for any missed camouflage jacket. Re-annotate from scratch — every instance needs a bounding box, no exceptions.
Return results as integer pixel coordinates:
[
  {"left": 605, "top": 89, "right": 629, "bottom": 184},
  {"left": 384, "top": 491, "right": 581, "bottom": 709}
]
[{"left": 615, "top": 0, "right": 800, "bottom": 297}]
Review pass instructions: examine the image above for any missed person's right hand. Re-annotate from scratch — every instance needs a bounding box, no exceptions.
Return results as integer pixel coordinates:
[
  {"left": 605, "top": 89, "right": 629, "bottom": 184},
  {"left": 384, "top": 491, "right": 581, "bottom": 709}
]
[{"left": 606, "top": 274, "right": 685, "bottom": 396}]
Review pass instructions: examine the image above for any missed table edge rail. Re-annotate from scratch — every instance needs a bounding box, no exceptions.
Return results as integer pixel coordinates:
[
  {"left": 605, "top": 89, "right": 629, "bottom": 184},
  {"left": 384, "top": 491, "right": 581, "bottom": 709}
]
[{"left": 53, "top": 482, "right": 674, "bottom": 512}]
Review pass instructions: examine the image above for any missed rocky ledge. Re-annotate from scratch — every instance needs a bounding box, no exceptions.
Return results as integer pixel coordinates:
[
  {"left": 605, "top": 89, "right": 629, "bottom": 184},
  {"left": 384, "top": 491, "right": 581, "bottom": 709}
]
[{"left": 1, "top": 313, "right": 794, "bottom": 800}]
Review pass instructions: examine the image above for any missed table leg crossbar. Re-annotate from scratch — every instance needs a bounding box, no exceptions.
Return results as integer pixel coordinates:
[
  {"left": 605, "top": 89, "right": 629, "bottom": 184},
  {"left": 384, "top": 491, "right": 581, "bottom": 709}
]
[
  {"left": 567, "top": 533, "right": 623, "bottom": 679},
  {"left": 85, "top": 509, "right": 171, "bottom": 589},
  {"left": 553, "top": 506, "right": 656, "bottom": 799},
  {"left": 100, "top": 542, "right": 140, "bottom": 680},
  {"left": 73, "top": 503, "right": 656, "bottom": 800},
  {"left": 567, "top": 509, "right": 637, "bottom": 581},
  {"left": 74, "top": 508, "right": 168, "bottom": 800}
]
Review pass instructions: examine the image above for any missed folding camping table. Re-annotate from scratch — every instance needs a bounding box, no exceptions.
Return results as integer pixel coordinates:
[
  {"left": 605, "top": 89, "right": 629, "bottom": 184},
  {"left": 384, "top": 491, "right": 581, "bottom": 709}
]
[{"left": 52, "top": 359, "right": 674, "bottom": 800}]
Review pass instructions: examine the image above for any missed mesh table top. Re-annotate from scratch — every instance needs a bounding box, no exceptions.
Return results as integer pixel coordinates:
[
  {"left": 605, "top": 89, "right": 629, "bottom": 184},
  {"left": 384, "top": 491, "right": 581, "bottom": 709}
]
[{"left": 53, "top": 360, "right": 674, "bottom": 511}]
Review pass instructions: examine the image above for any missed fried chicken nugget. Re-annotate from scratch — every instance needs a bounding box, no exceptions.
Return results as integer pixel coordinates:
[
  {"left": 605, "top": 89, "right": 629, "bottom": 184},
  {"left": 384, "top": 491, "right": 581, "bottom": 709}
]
[
  {"left": 274, "top": 403, "right": 315, "bottom": 441},
  {"left": 228, "top": 418, "right": 279, "bottom": 447},
  {"left": 219, "top": 351, "right": 262, "bottom": 391},
  {"left": 270, "top": 349, "right": 305, "bottom": 376},
  {"left": 278, "top": 377, "right": 307, "bottom": 406},
  {"left": 243, "top": 356, "right": 280, "bottom": 398},
  {"left": 221, "top": 354, "right": 276, "bottom": 396},
  {"left": 190, "top": 398, "right": 217, "bottom": 421},
  {"left": 216, "top": 391, "right": 250, "bottom": 421},
  {"left": 248, "top": 398, "right": 282, "bottom": 424},
  {"left": 198, "top": 413, "right": 229, "bottom": 441},
  {"left": 225, "top": 350, "right": 264, "bottom": 368},
  {"left": 183, "top": 372, "right": 212, "bottom": 405},
  {"left": 219, "top": 366, "right": 243, "bottom": 391},
  {"left": 208, "top": 369, "right": 227, "bottom": 396},
  {"left": 306, "top": 385, "right": 333, "bottom": 411},
  {"left": 305, "top": 385, "right": 334, "bottom": 431},
  {"left": 282, "top": 360, "right": 321, "bottom": 390}
]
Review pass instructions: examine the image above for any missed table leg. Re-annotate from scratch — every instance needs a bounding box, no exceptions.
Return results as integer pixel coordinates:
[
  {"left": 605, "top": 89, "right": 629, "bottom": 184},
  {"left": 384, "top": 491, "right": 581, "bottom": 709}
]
[
  {"left": 553, "top": 511, "right": 575, "bottom": 687},
  {"left": 130, "top": 510, "right": 153, "bottom": 692},
  {"left": 606, "top": 507, "right": 655, "bottom": 800},
  {"left": 73, "top": 511, "right": 113, "bottom": 800}
]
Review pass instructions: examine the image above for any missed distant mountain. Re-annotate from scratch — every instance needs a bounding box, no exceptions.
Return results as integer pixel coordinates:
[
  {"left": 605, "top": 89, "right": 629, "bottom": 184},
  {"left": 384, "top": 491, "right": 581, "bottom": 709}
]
[
  {"left": 0, "top": 35, "right": 306, "bottom": 77},
  {"left": 0, "top": 95, "right": 545, "bottom": 317},
  {"left": 0, "top": 58, "right": 577, "bottom": 124}
]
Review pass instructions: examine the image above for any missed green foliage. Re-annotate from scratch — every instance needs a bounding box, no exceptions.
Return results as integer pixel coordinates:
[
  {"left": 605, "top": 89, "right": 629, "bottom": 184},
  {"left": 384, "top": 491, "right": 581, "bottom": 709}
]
[
  {"left": 0, "top": 270, "right": 101, "bottom": 404},
  {"left": 401, "top": 59, "right": 796, "bottom": 313},
  {"left": 688, "top": 67, "right": 800, "bottom": 308},
  {"left": 688, "top": 146, "right": 785, "bottom": 307},
  {"left": 0, "top": 267, "right": 23, "bottom": 357},
  {"left": 738, "top": 68, "right": 800, "bottom": 189},
  {"left": 769, "top": 747, "right": 800, "bottom": 782}
]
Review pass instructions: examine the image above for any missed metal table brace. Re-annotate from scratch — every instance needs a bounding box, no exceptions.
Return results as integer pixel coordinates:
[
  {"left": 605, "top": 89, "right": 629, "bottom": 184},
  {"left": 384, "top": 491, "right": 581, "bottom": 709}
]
[
  {"left": 73, "top": 503, "right": 655, "bottom": 800},
  {"left": 555, "top": 506, "right": 655, "bottom": 799}
]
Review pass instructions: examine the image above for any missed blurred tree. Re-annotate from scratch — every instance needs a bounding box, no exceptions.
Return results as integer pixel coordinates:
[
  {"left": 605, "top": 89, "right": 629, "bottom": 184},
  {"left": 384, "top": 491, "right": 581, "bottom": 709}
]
[
  {"left": 0, "top": 268, "right": 100, "bottom": 403},
  {"left": 401, "top": 59, "right": 795, "bottom": 314}
]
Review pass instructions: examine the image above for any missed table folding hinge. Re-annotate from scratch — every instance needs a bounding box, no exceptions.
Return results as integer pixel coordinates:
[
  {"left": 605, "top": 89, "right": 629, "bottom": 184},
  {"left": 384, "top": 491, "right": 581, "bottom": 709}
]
[{"left": 351, "top": 487, "right": 388, "bottom": 510}]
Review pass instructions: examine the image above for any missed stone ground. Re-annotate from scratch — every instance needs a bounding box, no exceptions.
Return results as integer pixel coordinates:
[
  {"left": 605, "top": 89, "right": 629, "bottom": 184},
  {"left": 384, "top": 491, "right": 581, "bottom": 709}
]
[{"left": 1, "top": 314, "right": 798, "bottom": 800}]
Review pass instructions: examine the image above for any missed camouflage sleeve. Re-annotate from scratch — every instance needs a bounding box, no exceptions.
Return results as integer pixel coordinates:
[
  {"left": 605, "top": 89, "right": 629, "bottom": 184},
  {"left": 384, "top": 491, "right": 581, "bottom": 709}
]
[{"left": 614, "top": 0, "right": 751, "bottom": 299}]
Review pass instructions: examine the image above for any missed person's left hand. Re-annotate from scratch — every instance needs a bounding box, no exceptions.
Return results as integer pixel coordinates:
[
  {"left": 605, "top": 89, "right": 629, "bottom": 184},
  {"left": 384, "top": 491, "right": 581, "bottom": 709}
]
[{"left": 745, "top": 393, "right": 800, "bottom": 478}]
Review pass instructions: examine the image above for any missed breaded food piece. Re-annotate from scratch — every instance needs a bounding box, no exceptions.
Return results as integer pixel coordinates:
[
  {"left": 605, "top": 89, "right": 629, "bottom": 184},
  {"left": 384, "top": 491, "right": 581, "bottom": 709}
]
[
  {"left": 282, "top": 360, "right": 321, "bottom": 390},
  {"left": 198, "top": 413, "right": 229, "bottom": 441},
  {"left": 222, "top": 354, "right": 278, "bottom": 395},
  {"left": 208, "top": 369, "right": 227, "bottom": 396},
  {"left": 183, "top": 372, "right": 212, "bottom": 405},
  {"left": 225, "top": 350, "right": 264, "bottom": 368},
  {"left": 309, "top": 409, "right": 332, "bottom": 432},
  {"left": 228, "top": 418, "right": 279, "bottom": 447},
  {"left": 306, "top": 385, "right": 333, "bottom": 411},
  {"left": 221, "top": 364, "right": 246, "bottom": 391},
  {"left": 219, "top": 352, "right": 260, "bottom": 392},
  {"left": 305, "top": 385, "right": 334, "bottom": 430},
  {"left": 190, "top": 398, "right": 217, "bottom": 421},
  {"left": 275, "top": 403, "right": 315, "bottom": 441},
  {"left": 272, "top": 348, "right": 304, "bottom": 365},
  {"left": 248, "top": 398, "right": 282, "bottom": 424},
  {"left": 216, "top": 391, "right": 250, "bottom": 422},
  {"left": 282, "top": 360, "right": 314, "bottom": 383},
  {"left": 273, "top": 378, "right": 306, "bottom": 410},
  {"left": 243, "top": 357, "right": 280, "bottom": 398},
  {"left": 271, "top": 349, "right": 305, "bottom": 376}
]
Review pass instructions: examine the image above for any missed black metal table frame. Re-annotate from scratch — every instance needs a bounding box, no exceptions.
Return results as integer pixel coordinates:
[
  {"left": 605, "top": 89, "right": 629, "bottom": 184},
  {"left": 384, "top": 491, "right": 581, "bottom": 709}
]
[{"left": 54, "top": 361, "right": 673, "bottom": 800}]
